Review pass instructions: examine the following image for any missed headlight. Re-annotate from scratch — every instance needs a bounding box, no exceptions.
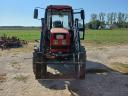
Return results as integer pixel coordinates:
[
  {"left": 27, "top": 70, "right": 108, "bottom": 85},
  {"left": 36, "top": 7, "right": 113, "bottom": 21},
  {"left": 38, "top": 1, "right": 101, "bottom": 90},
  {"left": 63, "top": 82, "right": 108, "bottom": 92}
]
[
  {"left": 62, "top": 40, "right": 66, "bottom": 45},
  {"left": 54, "top": 40, "right": 58, "bottom": 44}
]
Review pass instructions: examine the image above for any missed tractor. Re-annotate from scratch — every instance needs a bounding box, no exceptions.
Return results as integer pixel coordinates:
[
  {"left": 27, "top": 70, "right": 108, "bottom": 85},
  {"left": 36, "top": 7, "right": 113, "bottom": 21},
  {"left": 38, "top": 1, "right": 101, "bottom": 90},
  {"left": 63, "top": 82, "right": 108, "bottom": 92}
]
[{"left": 33, "top": 5, "right": 86, "bottom": 79}]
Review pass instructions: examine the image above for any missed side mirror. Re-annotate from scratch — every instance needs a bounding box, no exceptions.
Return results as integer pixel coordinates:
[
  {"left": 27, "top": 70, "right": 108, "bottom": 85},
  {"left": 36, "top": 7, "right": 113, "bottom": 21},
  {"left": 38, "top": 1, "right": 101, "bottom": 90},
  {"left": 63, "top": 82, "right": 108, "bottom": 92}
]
[
  {"left": 34, "top": 9, "right": 38, "bottom": 19},
  {"left": 81, "top": 10, "right": 85, "bottom": 20}
]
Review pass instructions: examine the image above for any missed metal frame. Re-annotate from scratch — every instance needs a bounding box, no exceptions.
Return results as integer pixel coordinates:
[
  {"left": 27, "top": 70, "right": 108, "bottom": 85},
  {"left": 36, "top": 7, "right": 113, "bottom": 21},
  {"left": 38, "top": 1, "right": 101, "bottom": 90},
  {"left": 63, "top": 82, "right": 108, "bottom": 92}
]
[{"left": 73, "top": 11, "right": 85, "bottom": 40}]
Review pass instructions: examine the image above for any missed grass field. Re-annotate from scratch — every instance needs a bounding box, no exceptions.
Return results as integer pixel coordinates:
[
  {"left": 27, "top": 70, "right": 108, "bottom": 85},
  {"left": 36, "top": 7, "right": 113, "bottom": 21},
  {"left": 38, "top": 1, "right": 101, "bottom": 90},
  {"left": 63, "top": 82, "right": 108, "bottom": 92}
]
[
  {"left": 0, "top": 28, "right": 40, "bottom": 41},
  {"left": 85, "top": 29, "right": 128, "bottom": 44},
  {"left": 0, "top": 28, "right": 128, "bottom": 44}
]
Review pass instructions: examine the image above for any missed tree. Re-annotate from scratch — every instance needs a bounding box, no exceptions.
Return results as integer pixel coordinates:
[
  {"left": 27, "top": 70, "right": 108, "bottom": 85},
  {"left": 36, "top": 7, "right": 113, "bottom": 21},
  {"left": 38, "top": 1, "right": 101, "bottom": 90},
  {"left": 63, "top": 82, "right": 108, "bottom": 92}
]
[
  {"left": 113, "top": 12, "right": 117, "bottom": 23},
  {"left": 117, "top": 12, "right": 128, "bottom": 28},
  {"left": 91, "top": 13, "right": 97, "bottom": 21},
  {"left": 99, "top": 12, "right": 105, "bottom": 22},
  {"left": 87, "top": 20, "right": 102, "bottom": 29},
  {"left": 117, "top": 12, "right": 124, "bottom": 23},
  {"left": 87, "top": 12, "right": 128, "bottom": 29},
  {"left": 124, "top": 13, "right": 128, "bottom": 22},
  {"left": 107, "top": 13, "right": 111, "bottom": 24},
  {"left": 107, "top": 12, "right": 117, "bottom": 25}
]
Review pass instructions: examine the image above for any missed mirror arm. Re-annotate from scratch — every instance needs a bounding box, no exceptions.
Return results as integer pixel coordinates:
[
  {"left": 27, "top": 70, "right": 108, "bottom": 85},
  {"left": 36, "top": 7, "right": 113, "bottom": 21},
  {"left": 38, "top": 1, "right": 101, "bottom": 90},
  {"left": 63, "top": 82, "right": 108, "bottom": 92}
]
[
  {"left": 73, "top": 8, "right": 83, "bottom": 11},
  {"left": 35, "top": 7, "right": 45, "bottom": 10},
  {"left": 73, "top": 12, "right": 81, "bottom": 14}
]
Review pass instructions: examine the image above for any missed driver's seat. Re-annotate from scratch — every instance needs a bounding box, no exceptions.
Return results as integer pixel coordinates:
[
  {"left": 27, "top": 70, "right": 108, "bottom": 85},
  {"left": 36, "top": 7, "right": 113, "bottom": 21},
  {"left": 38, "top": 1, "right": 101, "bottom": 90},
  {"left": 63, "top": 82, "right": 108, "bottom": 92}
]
[{"left": 53, "top": 21, "right": 63, "bottom": 28}]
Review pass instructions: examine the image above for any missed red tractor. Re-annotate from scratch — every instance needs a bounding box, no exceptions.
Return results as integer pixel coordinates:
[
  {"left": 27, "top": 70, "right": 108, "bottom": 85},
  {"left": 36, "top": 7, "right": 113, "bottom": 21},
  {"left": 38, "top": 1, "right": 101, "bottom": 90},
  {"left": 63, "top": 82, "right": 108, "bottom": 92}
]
[{"left": 33, "top": 5, "right": 86, "bottom": 79}]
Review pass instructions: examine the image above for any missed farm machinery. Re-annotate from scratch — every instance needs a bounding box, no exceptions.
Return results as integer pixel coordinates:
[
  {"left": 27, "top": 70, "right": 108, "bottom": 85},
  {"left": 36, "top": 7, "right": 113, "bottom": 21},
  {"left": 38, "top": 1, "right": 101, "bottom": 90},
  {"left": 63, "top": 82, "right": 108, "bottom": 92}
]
[
  {"left": 33, "top": 5, "right": 86, "bottom": 79},
  {"left": 0, "top": 35, "right": 27, "bottom": 50}
]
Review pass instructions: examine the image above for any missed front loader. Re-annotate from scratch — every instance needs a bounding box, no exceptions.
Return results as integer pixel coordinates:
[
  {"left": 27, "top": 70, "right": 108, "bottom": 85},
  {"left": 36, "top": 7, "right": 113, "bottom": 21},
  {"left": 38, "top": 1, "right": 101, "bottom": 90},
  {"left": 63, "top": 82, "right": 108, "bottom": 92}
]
[{"left": 33, "top": 5, "right": 86, "bottom": 79}]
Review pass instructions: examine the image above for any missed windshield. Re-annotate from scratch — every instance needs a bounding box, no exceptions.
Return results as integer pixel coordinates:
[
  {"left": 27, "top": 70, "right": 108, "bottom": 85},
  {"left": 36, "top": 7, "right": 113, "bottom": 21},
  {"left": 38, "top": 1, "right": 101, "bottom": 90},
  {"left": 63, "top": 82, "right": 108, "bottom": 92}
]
[{"left": 46, "top": 10, "right": 72, "bottom": 29}]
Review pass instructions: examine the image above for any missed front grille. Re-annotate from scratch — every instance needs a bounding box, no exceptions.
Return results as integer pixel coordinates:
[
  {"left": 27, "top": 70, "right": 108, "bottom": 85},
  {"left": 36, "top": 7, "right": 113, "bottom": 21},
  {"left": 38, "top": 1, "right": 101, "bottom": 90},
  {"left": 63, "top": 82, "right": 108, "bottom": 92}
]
[{"left": 51, "top": 45, "right": 68, "bottom": 49}]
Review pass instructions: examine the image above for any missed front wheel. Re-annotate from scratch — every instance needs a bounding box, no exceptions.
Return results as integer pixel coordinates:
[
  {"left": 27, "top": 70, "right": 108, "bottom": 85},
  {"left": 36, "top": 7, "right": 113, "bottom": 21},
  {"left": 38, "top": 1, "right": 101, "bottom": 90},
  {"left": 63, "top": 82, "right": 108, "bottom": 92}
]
[
  {"left": 33, "top": 52, "right": 47, "bottom": 79},
  {"left": 75, "top": 52, "right": 86, "bottom": 79}
]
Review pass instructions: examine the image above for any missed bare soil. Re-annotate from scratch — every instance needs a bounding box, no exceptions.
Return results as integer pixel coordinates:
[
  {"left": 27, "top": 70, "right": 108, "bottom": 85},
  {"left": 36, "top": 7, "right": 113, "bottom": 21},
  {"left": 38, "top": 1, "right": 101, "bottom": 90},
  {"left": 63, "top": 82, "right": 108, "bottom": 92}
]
[{"left": 0, "top": 43, "right": 128, "bottom": 96}]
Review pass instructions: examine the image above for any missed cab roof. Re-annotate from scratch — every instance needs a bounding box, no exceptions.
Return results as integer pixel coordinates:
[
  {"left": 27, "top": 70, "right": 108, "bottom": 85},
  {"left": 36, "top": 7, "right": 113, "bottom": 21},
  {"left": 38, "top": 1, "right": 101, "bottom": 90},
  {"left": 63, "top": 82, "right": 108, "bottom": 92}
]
[{"left": 46, "top": 5, "right": 72, "bottom": 10}]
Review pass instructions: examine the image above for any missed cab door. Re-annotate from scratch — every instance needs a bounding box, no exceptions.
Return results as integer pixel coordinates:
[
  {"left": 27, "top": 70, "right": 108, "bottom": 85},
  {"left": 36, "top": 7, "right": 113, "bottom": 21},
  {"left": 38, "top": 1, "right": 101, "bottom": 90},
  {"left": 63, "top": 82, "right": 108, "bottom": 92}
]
[{"left": 74, "top": 10, "right": 85, "bottom": 40}]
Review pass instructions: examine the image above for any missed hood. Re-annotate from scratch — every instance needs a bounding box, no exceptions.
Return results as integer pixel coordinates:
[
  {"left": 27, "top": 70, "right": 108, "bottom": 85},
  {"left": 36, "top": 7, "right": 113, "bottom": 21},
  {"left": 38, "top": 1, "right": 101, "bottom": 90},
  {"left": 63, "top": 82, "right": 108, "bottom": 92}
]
[{"left": 50, "top": 28, "right": 69, "bottom": 33}]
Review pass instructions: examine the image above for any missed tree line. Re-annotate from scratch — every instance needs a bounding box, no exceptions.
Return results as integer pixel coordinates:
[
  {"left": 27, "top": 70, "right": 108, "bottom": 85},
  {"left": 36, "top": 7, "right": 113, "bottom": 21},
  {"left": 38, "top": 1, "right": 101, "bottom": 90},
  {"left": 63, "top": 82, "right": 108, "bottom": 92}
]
[{"left": 86, "top": 12, "right": 128, "bottom": 29}]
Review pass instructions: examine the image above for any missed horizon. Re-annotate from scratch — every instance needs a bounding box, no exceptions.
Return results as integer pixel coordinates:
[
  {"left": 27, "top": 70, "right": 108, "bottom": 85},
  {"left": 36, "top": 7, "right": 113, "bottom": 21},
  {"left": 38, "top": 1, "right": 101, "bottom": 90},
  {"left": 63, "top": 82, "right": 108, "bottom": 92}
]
[{"left": 0, "top": 0, "right": 128, "bottom": 26}]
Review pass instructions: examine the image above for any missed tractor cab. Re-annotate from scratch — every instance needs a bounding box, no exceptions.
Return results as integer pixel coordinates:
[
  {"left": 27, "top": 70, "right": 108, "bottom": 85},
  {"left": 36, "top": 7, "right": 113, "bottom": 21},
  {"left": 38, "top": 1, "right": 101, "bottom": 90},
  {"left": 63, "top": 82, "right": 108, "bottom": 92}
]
[
  {"left": 45, "top": 5, "right": 73, "bottom": 30},
  {"left": 34, "top": 5, "right": 85, "bottom": 56},
  {"left": 45, "top": 5, "right": 73, "bottom": 54}
]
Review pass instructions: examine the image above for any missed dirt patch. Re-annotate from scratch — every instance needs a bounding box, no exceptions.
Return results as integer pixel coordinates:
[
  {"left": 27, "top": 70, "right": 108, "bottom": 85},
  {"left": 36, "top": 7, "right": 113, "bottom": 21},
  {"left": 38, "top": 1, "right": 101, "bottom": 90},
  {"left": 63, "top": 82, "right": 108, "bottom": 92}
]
[
  {"left": 0, "top": 73, "right": 7, "bottom": 83},
  {"left": 13, "top": 74, "right": 29, "bottom": 83},
  {"left": 110, "top": 62, "right": 128, "bottom": 73},
  {"left": 0, "top": 43, "right": 128, "bottom": 96},
  {"left": 110, "top": 57, "right": 128, "bottom": 64},
  {"left": 107, "top": 56, "right": 128, "bottom": 73},
  {"left": 11, "top": 61, "right": 21, "bottom": 69}
]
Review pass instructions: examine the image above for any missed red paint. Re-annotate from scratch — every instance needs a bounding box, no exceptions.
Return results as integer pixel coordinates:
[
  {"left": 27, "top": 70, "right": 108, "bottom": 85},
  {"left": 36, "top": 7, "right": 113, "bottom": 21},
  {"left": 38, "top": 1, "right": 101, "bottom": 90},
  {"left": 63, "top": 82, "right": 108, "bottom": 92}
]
[{"left": 50, "top": 28, "right": 70, "bottom": 53}]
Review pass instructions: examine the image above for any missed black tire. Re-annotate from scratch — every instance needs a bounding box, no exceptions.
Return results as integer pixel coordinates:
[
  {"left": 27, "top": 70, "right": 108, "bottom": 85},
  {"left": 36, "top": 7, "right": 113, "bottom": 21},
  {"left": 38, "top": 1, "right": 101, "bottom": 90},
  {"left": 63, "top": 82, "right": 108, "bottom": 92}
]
[
  {"left": 80, "top": 52, "right": 86, "bottom": 79},
  {"left": 33, "top": 52, "right": 37, "bottom": 74},
  {"left": 41, "top": 64, "right": 47, "bottom": 79},
  {"left": 33, "top": 52, "right": 47, "bottom": 79},
  {"left": 35, "top": 63, "right": 42, "bottom": 79},
  {"left": 75, "top": 52, "right": 86, "bottom": 79}
]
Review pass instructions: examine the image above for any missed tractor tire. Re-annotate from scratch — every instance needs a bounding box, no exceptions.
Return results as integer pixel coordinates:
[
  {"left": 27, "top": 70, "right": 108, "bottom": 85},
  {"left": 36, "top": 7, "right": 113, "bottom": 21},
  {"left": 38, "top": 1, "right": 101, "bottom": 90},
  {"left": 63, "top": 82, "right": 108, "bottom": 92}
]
[
  {"left": 35, "top": 64, "right": 47, "bottom": 79},
  {"left": 75, "top": 52, "right": 86, "bottom": 79},
  {"left": 33, "top": 52, "right": 37, "bottom": 74},
  {"left": 33, "top": 52, "right": 47, "bottom": 79},
  {"left": 35, "top": 63, "right": 42, "bottom": 79}
]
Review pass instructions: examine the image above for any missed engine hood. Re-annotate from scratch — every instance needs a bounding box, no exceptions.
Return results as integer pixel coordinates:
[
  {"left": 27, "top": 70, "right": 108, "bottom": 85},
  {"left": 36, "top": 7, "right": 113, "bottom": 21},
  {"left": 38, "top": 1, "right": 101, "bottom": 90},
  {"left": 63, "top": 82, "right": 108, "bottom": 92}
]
[{"left": 50, "top": 28, "right": 69, "bottom": 33}]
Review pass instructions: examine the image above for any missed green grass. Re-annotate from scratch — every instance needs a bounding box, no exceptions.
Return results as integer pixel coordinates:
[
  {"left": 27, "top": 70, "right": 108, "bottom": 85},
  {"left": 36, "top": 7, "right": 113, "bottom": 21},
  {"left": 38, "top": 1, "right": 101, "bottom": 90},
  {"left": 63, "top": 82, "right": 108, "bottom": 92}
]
[
  {"left": 0, "top": 29, "right": 40, "bottom": 41},
  {"left": 0, "top": 28, "right": 128, "bottom": 44},
  {"left": 85, "top": 29, "right": 128, "bottom": 44}
]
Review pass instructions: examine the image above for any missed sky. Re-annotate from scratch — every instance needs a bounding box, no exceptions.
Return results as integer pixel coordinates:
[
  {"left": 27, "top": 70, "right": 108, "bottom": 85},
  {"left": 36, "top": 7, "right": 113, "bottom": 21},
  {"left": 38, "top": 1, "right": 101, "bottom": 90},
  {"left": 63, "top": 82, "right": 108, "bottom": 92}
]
[{"left": 0, "top": 0, "right": 128, "bottom": 26}]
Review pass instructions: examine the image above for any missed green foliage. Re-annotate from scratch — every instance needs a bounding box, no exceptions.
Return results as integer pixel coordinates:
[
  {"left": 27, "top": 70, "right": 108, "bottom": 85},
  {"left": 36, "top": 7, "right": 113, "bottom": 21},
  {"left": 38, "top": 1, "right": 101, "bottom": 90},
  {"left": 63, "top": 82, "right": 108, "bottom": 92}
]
[
  {"left": 88, "top": 12, "right": 128, "bottom": 29},
  {"left": 87, "top": 20, "right": 105, "bottom": 29}
]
